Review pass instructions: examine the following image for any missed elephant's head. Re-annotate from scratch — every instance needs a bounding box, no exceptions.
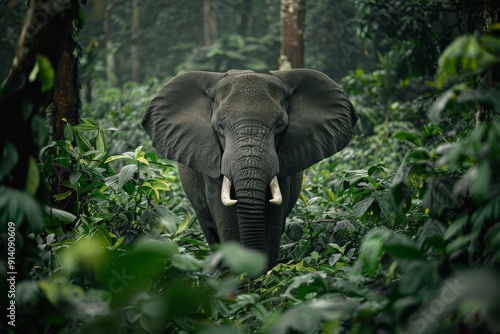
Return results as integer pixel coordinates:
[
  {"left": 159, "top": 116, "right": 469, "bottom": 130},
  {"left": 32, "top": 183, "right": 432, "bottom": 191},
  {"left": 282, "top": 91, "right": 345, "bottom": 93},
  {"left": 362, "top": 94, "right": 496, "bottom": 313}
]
[{"left": 142, "top": 69, "right": 357, "bottom": 260}]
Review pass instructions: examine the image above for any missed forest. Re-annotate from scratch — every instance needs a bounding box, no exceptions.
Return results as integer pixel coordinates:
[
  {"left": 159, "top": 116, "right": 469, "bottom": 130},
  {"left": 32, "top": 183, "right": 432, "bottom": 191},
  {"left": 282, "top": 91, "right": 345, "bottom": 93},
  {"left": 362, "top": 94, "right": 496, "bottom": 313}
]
[{"left": 1, "top": 0, "right": 499, "bottom": 333}]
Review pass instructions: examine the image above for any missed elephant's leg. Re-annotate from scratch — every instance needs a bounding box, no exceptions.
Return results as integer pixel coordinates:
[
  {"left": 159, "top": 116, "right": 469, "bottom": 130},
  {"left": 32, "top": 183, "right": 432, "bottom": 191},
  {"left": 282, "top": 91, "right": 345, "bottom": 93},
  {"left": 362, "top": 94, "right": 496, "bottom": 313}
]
[
  {"left": 286, "top": 171, "right": 304, "bottom": 218},
  {"left": 178, "top": 163, "right": 220, "bottom": 247}
]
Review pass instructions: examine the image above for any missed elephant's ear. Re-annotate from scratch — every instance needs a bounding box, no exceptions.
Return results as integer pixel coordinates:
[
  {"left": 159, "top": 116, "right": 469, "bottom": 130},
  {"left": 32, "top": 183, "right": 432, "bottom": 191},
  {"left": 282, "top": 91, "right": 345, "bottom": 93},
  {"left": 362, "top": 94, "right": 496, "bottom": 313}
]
[
  {"left": 271, "top": 69, "right": 358, "bottom": 176},
  {"left": 142, "top": 71, "right": 226, "bottom": 178}
]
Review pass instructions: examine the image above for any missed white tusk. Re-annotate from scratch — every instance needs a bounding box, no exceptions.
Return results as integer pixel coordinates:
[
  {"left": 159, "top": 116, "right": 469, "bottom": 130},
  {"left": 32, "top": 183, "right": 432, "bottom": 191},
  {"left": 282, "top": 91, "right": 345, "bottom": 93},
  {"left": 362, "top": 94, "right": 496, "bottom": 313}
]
[
  {"left": 221, "top": 176, "right": 237, "bottom": 206},
  {"left": 269, "top": 176, "right": 282, "bottom": 205}
]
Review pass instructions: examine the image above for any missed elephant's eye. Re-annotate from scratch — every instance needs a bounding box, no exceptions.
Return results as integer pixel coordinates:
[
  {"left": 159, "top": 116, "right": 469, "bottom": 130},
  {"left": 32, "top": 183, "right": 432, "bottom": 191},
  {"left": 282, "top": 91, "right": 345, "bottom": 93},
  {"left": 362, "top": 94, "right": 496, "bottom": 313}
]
[
  {"left": 216, "top": 122, "right": 225, "bottom": 135},
  {"left": 274, "top": 117, "right": 286, "bottom": 133}
]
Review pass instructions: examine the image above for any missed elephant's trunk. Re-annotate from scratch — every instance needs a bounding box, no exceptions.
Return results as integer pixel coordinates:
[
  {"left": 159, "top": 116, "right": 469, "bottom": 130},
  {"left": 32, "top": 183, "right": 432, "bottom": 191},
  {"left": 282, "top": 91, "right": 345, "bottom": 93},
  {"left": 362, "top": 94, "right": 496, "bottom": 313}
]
[
  {"left": 220, "top": 121, "right": 281, "bottom": 266},
  {"left": 233, "top": 167, "right": 268, "bottom": 253}
]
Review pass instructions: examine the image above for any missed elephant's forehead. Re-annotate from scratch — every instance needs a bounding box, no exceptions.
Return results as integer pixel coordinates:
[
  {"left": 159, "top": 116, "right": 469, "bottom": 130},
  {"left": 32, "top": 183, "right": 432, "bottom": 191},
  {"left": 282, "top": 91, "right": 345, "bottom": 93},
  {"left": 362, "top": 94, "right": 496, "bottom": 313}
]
[{"left": 216, "top": 73, "right": 283, "bottom": 98}]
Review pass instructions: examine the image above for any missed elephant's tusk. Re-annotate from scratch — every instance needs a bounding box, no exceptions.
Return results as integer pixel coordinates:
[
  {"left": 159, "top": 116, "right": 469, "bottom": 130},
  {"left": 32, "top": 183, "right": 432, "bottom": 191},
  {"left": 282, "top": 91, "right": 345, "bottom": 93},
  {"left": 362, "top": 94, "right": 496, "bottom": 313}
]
[
  {"left": 221, "top": 176, "right": 237, "bottom": 206},
  {"left": 269, "top": 176, "right": 282, "bottom": 205}
]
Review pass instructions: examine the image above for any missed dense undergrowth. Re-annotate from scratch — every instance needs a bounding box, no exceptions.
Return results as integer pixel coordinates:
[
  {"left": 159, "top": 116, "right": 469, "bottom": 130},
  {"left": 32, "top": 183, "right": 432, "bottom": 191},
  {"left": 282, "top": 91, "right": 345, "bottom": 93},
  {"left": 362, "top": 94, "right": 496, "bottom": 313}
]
[{"left": 2, "top": 33, "right": 500, "bottom": 334}]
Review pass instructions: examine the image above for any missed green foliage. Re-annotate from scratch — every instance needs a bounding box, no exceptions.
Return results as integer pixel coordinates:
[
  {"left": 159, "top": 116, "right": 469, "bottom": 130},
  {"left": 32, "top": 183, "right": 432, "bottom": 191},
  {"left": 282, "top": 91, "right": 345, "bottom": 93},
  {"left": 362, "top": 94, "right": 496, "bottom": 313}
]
[
  {"left": 436, "top": 33, "right": 500, "bottom": 89},
  {"left": 4, "top": 3, "right": 500, "bottom": 332},
  {"left": 354, "top": 0, "right": 455, "bottom": 78},
  {"left": 176, "top": 33, "right": 280, "bottom": 73},
  {"left": 39, "top": 118, "right": 182, "bottom": 240},
  {"left": 81, "top": 79, "right": 159, "bottom": 156},
  {"left": 305, "top": 0, "right": 370, "bottom": 81}
]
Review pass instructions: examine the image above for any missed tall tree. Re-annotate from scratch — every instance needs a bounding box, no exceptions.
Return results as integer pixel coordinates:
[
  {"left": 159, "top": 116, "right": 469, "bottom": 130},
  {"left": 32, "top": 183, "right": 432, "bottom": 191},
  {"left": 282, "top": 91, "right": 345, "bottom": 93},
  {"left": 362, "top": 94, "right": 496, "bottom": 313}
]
[
  {"left": 130, "top": 0, "right": 140, "bottom": 82},
  {"left": 280, "top": 0, "right": 305, "bottom": 69},
  {"left": 476, "top": 0, "right": 499, "bottom": 126},
  {"left": 204, "top": 0, "right": 217, "bottom": 46},
  {"left": 238, "top": 0, "right": 253, "bottom": 36},
  {"left": 104, "top": 0, "right": 124, "bottom": 86},
  {"left": 52, "top": 0, "right": 81, "bottom": 141}
]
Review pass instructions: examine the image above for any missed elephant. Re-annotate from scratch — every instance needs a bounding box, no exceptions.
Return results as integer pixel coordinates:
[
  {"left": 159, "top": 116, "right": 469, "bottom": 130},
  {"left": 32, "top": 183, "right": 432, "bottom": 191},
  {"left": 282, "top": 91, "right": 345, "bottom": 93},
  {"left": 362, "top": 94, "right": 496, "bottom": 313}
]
[{"left": 142, "top": 69, "right": 358, "bottom": 274}]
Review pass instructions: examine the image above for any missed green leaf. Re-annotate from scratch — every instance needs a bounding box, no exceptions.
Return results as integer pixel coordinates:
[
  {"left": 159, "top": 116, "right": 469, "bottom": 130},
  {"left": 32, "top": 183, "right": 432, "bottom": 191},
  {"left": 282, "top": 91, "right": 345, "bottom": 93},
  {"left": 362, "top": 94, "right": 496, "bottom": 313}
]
[
  {"left": 171, "top": 253, "right": 204, "bottom": 271},
  {"left": 74, "top": 132, "right": 94, "bottom": 153},
  {"left": 218, "top": 242, "right": 267, "bottom": 277},
  {"left": 44, "top": 206, "right": 76, "bottom": 224},
  {"left": 76, "top": 4, "right": 86, "bottom": 30},
  {"left": 358, "top": 228, "right": 392, "bottom": 275},
  {"left": 176, "top": 215, "right": 190, "bottom": 235},
  {"left": 390, "top": 181, "right": 411, "bottom": 214},
  {"left": 69, "top": 171, "right": 81, "bottom": 185},
  {"left": 122, "top": 238, "right": 179, "bottom": 276},
  {"left": 428, "top": 89, "right": 455, "bottom": 124},
  {"left": 152, "top": 179, "right": 170, "bottom": 191},
  {"left": 446, "top": 230, "right": 480, "bottom": 253},
  {"left": 436, "top": 35, "right": 469, "bottom": 89},
  {"left": 25, "top": 156, "right": 40, "bottom": 195},
  {"left": 444, "top": 215, "right": 468, "bottom": 240},
  {"left": 471, "top": 196, "right": 500, "bottom": 230},
  {"left": 264, "top": 298, "right": 356, "bottom": 334},
  {"left": 108, "top": 236, "right": 124, "bottom": 251},
  {"left": 421, "top": 124, "right": 443, "bottom": 144},
  {"left": 54, "top": 190, "right": 72, "bottom": 201},
  {"left": 134, "top": 238, "right": 179, "bottom": 257},
  {"left": 134, "top": 146, "right": 144, "bottom": 159},
  {"left": 407, "top": 147, "right": 431, "bottom": 162},
  {"left": 463, "top": 35, "right": 499, "bottom": 73},
  {"left": 329, "top": 253, "right": 342, "bottom": 266},
  {"left": 398, "top": 260, "right": 440, "bottom": 295},
  {"left": 423, "top": 177, "right": 461, "bottom": 216},
  {"left": 462, "top": 35, "right": 482, "bottom": 71},
  {"left": 360, "top": 238, "right": 382, "bottom": 274},
  {"left": 117, "top": 164, "right": 137, "bottom": 189},
  {"left": 485, "top": 224, "right": 500, "bottom": 252},
  {"left": 367, "top": 164, "right": 392, "bottom": 176},
  {"left": 96, "top": 129, "right": 106, "bottom": 152},
  {"left": 393, "top": 131, "right": 422, "bottom": 147},
  {"left": 72, "top": 121, "right": 99, "bottom": 132},
  {"left": 469, "top": 162, "right": 491, "bottom": 203},
  {"left": 157, "top": 207, "right": 183, "bottom": 234},
  {"left": 328, "top": 243, "right": 346, "bottom": 255},
  {"left": 105, "top": 154, "right": 132, "bottom": 164},
  {"left": 417, "top": 219, "right": 446, "bottom": 251},
  {"left": 37, "top": 55, "right": 55, "bottom": 92},
  {"left": 38, "top": 280, "right": 83, "bottom": 307},
  {"left": 353, "top": 195, "right": 375, "bottom": 217},
  {"left": 384, "top": 234, "right": 423, "bottom": 260},
  {"left": 28, "top": 61, "right": 39, "bottom": 82},
  {"left": 63, "top": 121, "right": 74, "bottom": 141}
]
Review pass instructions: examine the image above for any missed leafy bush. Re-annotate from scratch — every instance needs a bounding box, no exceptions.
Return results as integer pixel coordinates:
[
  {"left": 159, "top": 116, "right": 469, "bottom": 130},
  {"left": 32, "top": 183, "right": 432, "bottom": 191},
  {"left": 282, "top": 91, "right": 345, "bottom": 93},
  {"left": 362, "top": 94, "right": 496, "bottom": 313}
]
[{"left": 82, "top": 78, "right": 160, "bottom": 157}]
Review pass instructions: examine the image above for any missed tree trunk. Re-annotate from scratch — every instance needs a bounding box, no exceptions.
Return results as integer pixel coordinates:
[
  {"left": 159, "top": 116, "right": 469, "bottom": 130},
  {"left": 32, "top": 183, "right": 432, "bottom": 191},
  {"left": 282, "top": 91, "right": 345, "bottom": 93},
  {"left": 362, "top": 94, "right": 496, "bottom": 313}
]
[
  {"left": 52, "top": 0, "right": 80, "bottom": 141},
  {"left": 238, "top": 0, "right": 253, "bottom": 36},
  {"left": 204, "top": 0, "right": 217, "bottom": 46},
  {"left": 130, "top": 0, "right": 140, "bottom": 82},
  {"left": 280, "top": 0, "right": 306, "bottom": 69},
  {"left": 105, "top": 0, "right": 117, "bottom": 86},
  {"left": 475, "top": 0, "right": 499, "bottom": 126}
]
